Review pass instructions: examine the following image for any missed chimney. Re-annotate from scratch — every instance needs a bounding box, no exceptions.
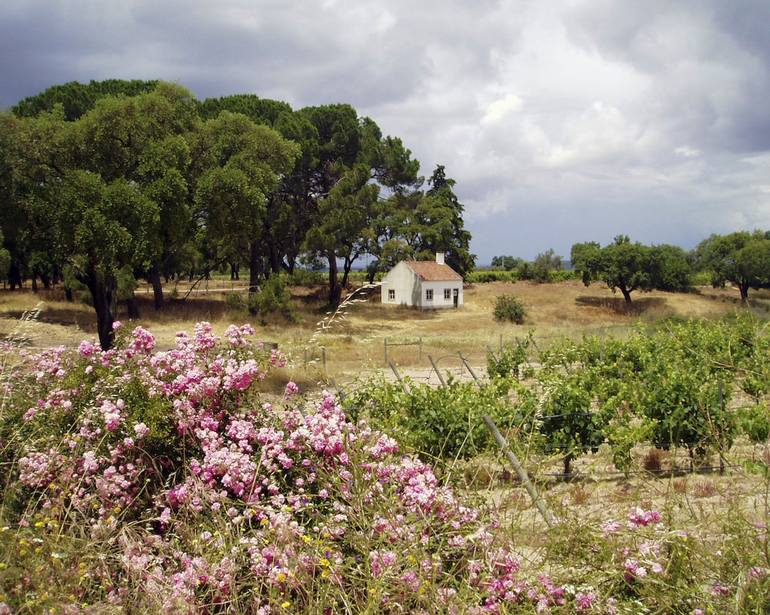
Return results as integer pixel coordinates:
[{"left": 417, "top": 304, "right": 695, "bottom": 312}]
[{"left": 436, "top": 252, "right": 445, "bottom": 265}]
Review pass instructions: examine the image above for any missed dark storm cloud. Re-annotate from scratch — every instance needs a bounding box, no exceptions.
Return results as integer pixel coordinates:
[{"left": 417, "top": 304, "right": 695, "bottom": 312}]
[{"left": 2, "top": 0, "right": 770, "bottom": 262}]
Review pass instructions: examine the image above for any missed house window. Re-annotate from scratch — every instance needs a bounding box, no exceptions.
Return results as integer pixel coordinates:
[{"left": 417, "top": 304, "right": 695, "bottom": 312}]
[
  {"left": 388, "top": 289, "right": 395, "bottom": 301},
  {"left": 426, "top": 289, "right": 433, "bottom": 301},
  {"left": 444, "top": 288, "right": 451, "bottom": 300}
]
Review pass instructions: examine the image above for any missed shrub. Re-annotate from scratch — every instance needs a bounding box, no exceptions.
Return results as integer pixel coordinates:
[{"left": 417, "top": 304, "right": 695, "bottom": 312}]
[
  {"left": 248, "top": 275, "right": 296, "bottom": 322},
  {"left": 493, "top": 294, "right": 526, "bottom": 324},
  {"left": 467, "top": 270, "right": 518, "bottom": 283},
  {"left": 549, "top": 269, "right": 577, "bottom": 282},
  {"left": 0, "top": 323, "right": 603, "bottom": 613},
  {"left": 343, "top": 377, "right": 536, "bottom": 460},
  {"left": 285, "top": 269, "right": 325, "bottom": 286},
  {"left": 223, "top": 291, "right": 247, "bottom": 312}
]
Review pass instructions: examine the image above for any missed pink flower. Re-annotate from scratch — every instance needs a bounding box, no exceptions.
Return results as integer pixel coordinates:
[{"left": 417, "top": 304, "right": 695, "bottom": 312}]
[
  {"left": 134, "top": 423, "right": 150, "bottom": 439},
  {"left": 710, "top": 582, "right": 730, "bottom": 597},
  {"left": 628, "top": 507, "right": 662, "bottom": 527},
  {"left": 112, "top": 321, "right": 123, "bottom": 330},
  {"left": 284, "top": 381, "right": 299, "bottom": 398},
  {"left": 574, "top": 591, "right": 596, "bottom": 611},
  {"left": 79, "top": 340, "right": 97, "bottom": 357}
]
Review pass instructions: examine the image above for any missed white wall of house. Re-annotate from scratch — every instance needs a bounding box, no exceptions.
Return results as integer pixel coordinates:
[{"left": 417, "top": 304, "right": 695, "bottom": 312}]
[
  {"left": 419, "top": 280, "right": 463, "bottom": 309},
  {"left": 380, "top": 262, "right": 421, "bottom": 306},
  {"left": 381, "top": 262, "right": 463, "bottom": 309}
]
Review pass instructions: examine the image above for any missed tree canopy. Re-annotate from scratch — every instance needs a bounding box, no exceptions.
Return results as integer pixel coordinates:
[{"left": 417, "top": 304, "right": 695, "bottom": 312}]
[
  {"left": 1, "top": 79, "right": 476, "bottom": 347},
  {"left": 696, "top": 231, "right": 770, "bottom": 302},
  {"left": 571, "top": 236, "right": 692, "bottom": 304}
]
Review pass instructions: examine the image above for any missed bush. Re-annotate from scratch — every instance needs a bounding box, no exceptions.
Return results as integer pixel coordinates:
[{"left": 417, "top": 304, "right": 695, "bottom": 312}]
[
  {"left": 285, "top": 269, "right": 325, "bottom": 286},
  {"left": 248, "top": 275, "right": 296, "bottom": 322},
  {"left": 343, "top": 377, "right": 535, "bottom": 460},
  {"left": 549, "top": 269, "right": 577, "bottom": 282},
  {"left": 224, "top": 291, "right": 247, "bottom": 312},
  {"left": 0, "top": 324, "right": 599, "bottom": 613},
  {"left": 467, "top": 270, "right": 518, "bottom": 283},
  {"left": 493, "top": 294, "right": 526, "bottom": 323}
]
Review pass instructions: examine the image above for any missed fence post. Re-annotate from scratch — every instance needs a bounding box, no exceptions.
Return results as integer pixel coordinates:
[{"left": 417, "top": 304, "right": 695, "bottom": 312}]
[
  {"left": 418, "top": 337, "right": 422, "bottom": 363},
  {"left": 389, "top": 361, "right": 410, "bottom": 394},
  {"left": 482, "top": 414, "right": 556, "bottom": 528},
  {"left": 322, "top": 347, "right": 327, "bottom": 375},
  {"left": 459, "top": 352, "right": 479, "bottom": 382},
  {"left": 384, "top": 338, "right": 388, "bottom": 365},
  {"left": 428, "top": 355, "right": 446, "bottom": 387},
  {"left": 499, "top": 333, "right": 503, "bottom": 354}
]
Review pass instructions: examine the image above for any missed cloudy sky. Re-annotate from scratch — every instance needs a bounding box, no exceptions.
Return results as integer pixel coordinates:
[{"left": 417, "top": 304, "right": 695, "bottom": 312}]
[{"left": 3, "top": 0, "right": 770, "bottom": 263}]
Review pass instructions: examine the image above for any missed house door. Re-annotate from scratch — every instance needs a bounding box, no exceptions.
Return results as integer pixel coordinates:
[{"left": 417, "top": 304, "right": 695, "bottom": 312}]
[{"left": 453, "top": 288, "right": 459, "bottom": 307}]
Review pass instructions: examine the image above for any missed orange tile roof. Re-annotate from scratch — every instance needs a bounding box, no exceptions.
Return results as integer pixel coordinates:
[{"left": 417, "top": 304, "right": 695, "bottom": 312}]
[{"left": 403, "top": 261, "right": 463, "bottom": 281}]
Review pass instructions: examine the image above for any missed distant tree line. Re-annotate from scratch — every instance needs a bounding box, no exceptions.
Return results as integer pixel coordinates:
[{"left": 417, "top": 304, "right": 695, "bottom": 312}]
[
  {"left": 0, "top": 80, "right": 475, "bottom": 349},
  {"left": 491, "top": 231, "right": 770, "bottom": 305},
  {"left": 490, "top": 249, "right": 564, "bottom": 283}
]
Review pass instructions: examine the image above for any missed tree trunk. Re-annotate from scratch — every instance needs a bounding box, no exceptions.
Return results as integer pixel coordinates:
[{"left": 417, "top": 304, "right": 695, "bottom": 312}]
[
  {"left": 248, "top": 242, "right": 261, "bottom": 314},
  {"left": 268, "top": 241, "right": 282, "bottom": 276},
  {"left": 8, "top": 261, "right": 21, "bottom": 290},
  {"left": 739, "top": 282, "right": 749, "bottom": 304},
  {"left": 149, "top": 265, "right": 164, "bottom": 310},
  {"left": 86, "top": 274, "right": 116, "bottom": 350},
  {"left": 64, "top": 287, "right": 73, "bottom": 302},
  {"left": 563, "top": 454, "right": 573, "bottom": 480},
  {"left": 341, "top": 257, "right": 353, "bottom": 291},
  {"left": 41, "top": 273, "right": 51, "bottom": 289},
  {"left": 31, "top": 275, "right": 38, "bottom": 293},
  {"left": 619, "top": 286, "right": 632, "bottom": 305},
  {"left": 328, "top": 254, "right": 341, "bottom": 306},
  {"left": 126, "top": 294, "right": 140, "bottom": 319}
]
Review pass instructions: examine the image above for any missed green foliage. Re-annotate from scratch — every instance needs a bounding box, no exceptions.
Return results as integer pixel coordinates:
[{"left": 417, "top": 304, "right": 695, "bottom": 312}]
[
  {"left": 549, "top": 269, "right": 578, "bottom": 282},
  {"left": 12, "top": 79, "right": 159, "bottom": 121},
  {"left": 490, "top": 255, "right": 524, "bottom": 271},
  {"left": 539, "top": 373, "right": 603, "bottom": 476},
  {"left": 696, "top": 231, "right": 770, "bottom": 302},
  {"left": 493, "top": 294, "right": 526, "bottom": 324},
  {"left": 467, "top": 270, "right": 519, "bottom": 283},
  {"left": 197, "top": 94, "right": 292, "bottom": 126},
  {"left": 571, "top": 236, "right": 692, "bottom": 303},
  {"left": 343, "top": 377, "right": 534, "bottom": 460},
  {"left": 487, "top": 336, "right": 531, "bottom": 379},
  {"left": 648, "top": 244, "right": 692, "bottom": 292},
  {"left": 737, "top": 403, "right": 770, "bottom": 443},
  {"left": 531, "top": 248, "right": 562, "bottom": 283},
  {"left": 0, "top": 229, "right": 10, "bottom": 282},
  {"left": 247, "top": 275, "right": 296, "bottom": 323},
  {"left": 285, "top": 269, "right": 325, "bottom": 286}
]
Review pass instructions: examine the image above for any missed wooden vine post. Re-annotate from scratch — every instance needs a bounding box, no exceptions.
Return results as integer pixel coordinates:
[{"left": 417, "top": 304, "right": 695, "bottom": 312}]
[{"left": 482, "top": 414, "right": 556, "bottom": 528}]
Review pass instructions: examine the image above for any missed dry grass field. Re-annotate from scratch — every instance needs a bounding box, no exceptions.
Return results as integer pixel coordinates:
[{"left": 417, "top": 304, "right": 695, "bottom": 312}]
[{"left": 1, "top": 279, "right": 768, "bottom": 384}]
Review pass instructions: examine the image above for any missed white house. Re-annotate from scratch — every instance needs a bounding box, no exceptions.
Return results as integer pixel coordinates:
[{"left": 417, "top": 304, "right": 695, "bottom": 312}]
[{"left": 380, "top": 253, "right": 463, "bottom": 309}]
